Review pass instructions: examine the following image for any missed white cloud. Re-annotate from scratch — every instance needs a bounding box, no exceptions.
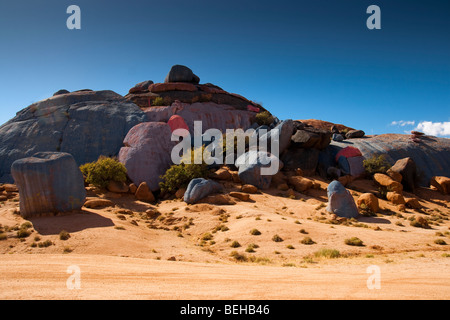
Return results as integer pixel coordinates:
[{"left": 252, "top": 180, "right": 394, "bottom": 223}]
[
  {"left": 414, "top": 121, "right": 450, "bottom": 137},
  {"left": 390, "top": 120, "right": 415, "bottom": 127}
]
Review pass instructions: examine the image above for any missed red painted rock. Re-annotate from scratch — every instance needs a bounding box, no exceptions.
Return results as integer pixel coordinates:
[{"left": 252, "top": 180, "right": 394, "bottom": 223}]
[
  {"left": 167, "top": 115, "right": 190, "bottom": 137},
  {"left": 118, "top": 122, "right": 175, "bottom": 191}
]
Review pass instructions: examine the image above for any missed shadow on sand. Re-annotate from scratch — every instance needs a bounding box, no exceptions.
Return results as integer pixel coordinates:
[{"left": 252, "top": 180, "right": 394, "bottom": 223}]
[{"left": 29, "top": 209, "right": 114, "bottom": 235}]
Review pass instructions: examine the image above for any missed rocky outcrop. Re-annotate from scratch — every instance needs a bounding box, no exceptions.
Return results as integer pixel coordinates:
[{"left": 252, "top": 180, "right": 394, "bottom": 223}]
[
  {"left": 330, "top": 134, "right": 450, "bottom": 187},
  {"left": 118, "top": 122, "right": 175, "bottom": 191},
  {"left": 11, "top": 152, "right": 86, "bottom": 218},
  {"left": 0, "top": 90, "right": 147, "bottom": 183},
  {"left": 164, "top": 65, "right": 200, "bottom": 84}
]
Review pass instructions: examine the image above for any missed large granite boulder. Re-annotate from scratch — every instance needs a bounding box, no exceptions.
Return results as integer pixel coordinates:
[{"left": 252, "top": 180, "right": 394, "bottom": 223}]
[
  {"left": 235, "top": 150, "right": 282, "bottom": 189},
  {"left": 0, "top": 90, "right": 147, "bottom": 183},
  {"left": 164, "top": 65, "right": 200, "bottom": 84},
  {"left": 388, "top": 157, "right": 418, "bottom": 192},
  {"left": 330, "top": 134, "right": 450, "bottom": 187},
  {"left": 184, "top": 178, "right": 223, "bottom": 204},
  {"left": 326, "top": 180, "right": 359, "bottom": 218},
  {"left": 118, "top": 122, "right": 175, "bottom": 191},
  {"left": 11, "top": 152, "right": 86, "bottom": 218}
]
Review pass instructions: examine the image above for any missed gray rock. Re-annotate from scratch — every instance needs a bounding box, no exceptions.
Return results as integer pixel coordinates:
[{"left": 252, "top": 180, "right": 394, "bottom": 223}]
[
  {"left": 332, "top": 133, "right": 344, "bottom": 142},
  {"left": 291, "top": 127, "right": 331, "bottom": 149},
  {"left": 11, "top": 152, "right": 86, "bottom": 218},
  {"left": 259, "top": 119, "right": 294, "bottom": 154},
  {"left": 280, "top": 148, "right": 320, "bottom": 176},
  {"left": 0, "top": 90, "right": 147, "bottom": 183},
  {"left": 345, "top": 129, "right": 365, "bottom": 139},
  {"left": 326, "top": 180, "right": 359, "bottom": 218},
  {"left": 235, "top": 150, "right": 282, "bottom": 189},
  {"left": 184, "top": 178, "right": 223, "bottom": 204}
]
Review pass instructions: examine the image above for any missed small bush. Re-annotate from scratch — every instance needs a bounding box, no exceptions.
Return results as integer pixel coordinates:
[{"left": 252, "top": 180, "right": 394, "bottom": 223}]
[
  {"left": 255, "top": 111, "right": 274, "bottom": 126},
  {"left": 363, "top": 155, "right": 391, "bottom": 177},
  {"left": 152, "top": 97, "right": 166, "bottom": 106},
  {"left": 201, "top": 233, "right": 213, "bottom": 241},
  {"left": 345, "top": 237, "right": 364, "bottom": 246},
  {"left": 230, "top": 251, "right": 247, "bottom": 262},
  {"left": 159, "top": 162, "right": 209, "bottom": 194},
  {"left": 0, "top": 233, "right": 6, "bottom": 241},
  {"left": 230, "top": 240, "right": 241, "bottom": 248},
  {"left": 245, "top": 243, "right": 259, "bottom": 253},
  {"left": 300, "top": 237, "right": 315, "bottom": 245},
  {"left": 272, "top": 234, "right": 283, "bottom": 242},
  {"left": 410, "top": 217, "right": 430, "bottom": 229},
  {"left": 80, "top": 156, "right": 127, "bottom": 188},
  {"left": 286, "top": 244, "right": 295, "bottom": 249},
  {"left": 17, "top": 228, "right": 31, "bottom": 238},
  {"left": 37, "top": 240, "right": 53, "bottom": 248},
  {"left": 59, "top": 230, "right": 70, "bottom": 241},
  {"left": 250, "top": 229, "right": 261, "bottom": 236},
  {"left": 314, "top": 248, "right": 341, "bottom": 259},
  {"left": 434, "top": 239, "right": 447, "bottom": 245}
]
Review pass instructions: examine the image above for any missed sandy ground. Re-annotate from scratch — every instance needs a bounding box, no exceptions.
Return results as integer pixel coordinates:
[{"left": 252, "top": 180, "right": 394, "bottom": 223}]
[{"left": 1, "top": 176, "right": 449, "bottom": 299}]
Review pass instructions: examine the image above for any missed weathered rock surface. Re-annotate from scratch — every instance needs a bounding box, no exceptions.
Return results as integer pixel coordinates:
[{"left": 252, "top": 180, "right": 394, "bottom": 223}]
[
  {"left": 184, "top": 178, "right": 223, "bottom": 204},
  {"left": 389, "top": 157, "right": 418, "bottom": 192},
  {"left": 235, "top": 151, "right": 281, "bottom": 189},
  {"left": 357, "top": 193, "right": 379, "bottom": 213},
  {"left": 330, "top": 134, "right": 450, "bottom": 187},
  {"left": 11, "top": 152, "right": 86, "bottom": 218},
  {"left": 118, "top": 122, "right": 175, "bottom": 191},
  {"left": 164, "top": 65, "right": 200, "bottom": 84},
  {"left": 0, "top": 90, "right": 147, "bottom": 183},
  {"left": 430, "top": 176, "right": 450, "bottom": 195},
  {"left": 326, "top": 180, "right": 359, "bottom": 218}
]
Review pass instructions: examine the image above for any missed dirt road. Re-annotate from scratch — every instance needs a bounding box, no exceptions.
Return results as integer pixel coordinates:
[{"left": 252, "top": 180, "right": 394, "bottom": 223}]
[{"left": 0, "top": 254, "right": 448, "bottom": 300}]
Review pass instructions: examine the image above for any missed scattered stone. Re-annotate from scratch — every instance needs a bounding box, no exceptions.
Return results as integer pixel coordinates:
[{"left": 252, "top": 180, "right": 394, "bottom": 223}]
[
  {"left": 129, "top": 183, "right": 137, "bottom": 194},
  {"left": 241, "top": 184, "right": 258, "bottom": 194},
  {"left": 84, "top": 198, "right": 114, "bottom": 209},
  {"left": 229, "top": 192, "right": 250, "bottom": 201},
  {"left": 386, "top": 168, "right": 402, "bottom": 183},
  {"left": 135, "top": 182, "right": 156, "bottom": 203},
  {"left": 175, "top": 187, "right": 187, "bottom": 199},
  {"left": 326, "top": 180, "right": 359, "bottom": 218},
  {"left": 198, "top": 194, "right": 236, "bottom": 205},
  {"left": 107, "top": 180, "right": 129, "bottom": 193},
  {"left": 386, "top": 192, "right": 406, "bottom": 205},
  {"left": 345, "top": 129, "right": 365, "bottom": 139},
  {"left": 357, "top": 193, "right": 379, "bottom": 213},
  {"left": 167, "top": 256, "right": 177, "bottom": 261},
  {"left": 288, "top": 176, "right": 313, "bottom": 193},
  {"left": 430, "top": 176, "right": 450, "bottom": 195},
  {"left": 373, "top": 173, "right": 403, "bottom": 193},
  {"left": 210, "top": 167, "right": 233, "bottom": 181},
  {"left": 405, "top": 197, "right": 421, "bottom": 209}
]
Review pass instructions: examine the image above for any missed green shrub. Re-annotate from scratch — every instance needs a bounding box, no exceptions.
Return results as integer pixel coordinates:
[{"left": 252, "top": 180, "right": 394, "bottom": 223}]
[
  {"left": 345, "top": 237, "right": 364, "bottom": 246},
  {"left": 230, "top": 240, "right": 241, "bottom": 248},
  {"left": 249, "top": 228, "right": 261, "bottom": 236},
  {"left": 159, "top": 162, "right": 209, "bottom": 194},
  {"left": 230, "top": 251, "right": 248, "bottom": 262},
  {"left": 314, "top": 248, "right": 341, "bottom": 259},
  {"left": 80, "top": 156, "right": 127, "bottom": 188},
  {"left": 59, "top": 230, "right": 70, "bottom": 241},
  {"left": 272, "top": 234, "right": 283, "bottom": 242},
  {"left": 152, "top": 97, "right": 169, "bottom": 106},
  {"left": 255, "top": 111, "right": 274, "bottom": 126},
  {"left": 0, "top": 233, "right": 6, "bottom": 241},
  {"left": 300, "top": 237, "right": 315, "bottom": 245},
  {"left": 17, "top": 228, "right": 31, "bottom": 238},
  {"left": 363, "top": 155, "right": 391, "bottom": 177},
  {"left": 37, "top": 240, "right": 53, "bottom": 248}
]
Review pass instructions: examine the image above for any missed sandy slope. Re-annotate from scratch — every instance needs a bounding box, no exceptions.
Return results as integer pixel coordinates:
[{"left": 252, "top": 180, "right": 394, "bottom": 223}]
[{"left": 1, "top": 176, "right": 449, "bottom": 299}]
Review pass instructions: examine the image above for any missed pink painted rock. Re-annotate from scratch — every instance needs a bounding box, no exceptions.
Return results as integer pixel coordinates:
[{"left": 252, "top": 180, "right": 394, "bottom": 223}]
[
  {"left": 118, "top": 122, "right": 175, "bottom": 191},
  {"left": 247, "top": 105, "right": 260, "bottom": 112},
  {"left": 167, "top": 115, "right": 190, "bottom": 137}
]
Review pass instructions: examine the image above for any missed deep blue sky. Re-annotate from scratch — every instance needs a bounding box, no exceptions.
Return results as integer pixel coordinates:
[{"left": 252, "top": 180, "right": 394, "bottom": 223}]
[{"left": 1, "top": 0, "right": 449, "bottom": 136}]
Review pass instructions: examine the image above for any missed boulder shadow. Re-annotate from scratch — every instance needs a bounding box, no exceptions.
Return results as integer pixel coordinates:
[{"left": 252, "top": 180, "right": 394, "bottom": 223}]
[
  {"left": 357, "top": 215, "right": 391, "bottom": 224},
  {"left": 29, "top": 209, "right": 115, "bottom": 235}
]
